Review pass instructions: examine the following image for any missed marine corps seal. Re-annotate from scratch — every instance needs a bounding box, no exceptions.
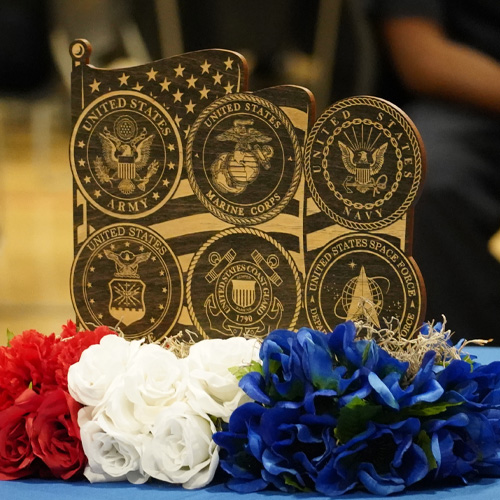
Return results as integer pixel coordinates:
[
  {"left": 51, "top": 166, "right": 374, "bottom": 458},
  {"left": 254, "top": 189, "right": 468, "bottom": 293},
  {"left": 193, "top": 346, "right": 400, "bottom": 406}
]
[
  {"left": 71, "top": 223, "right": 183, "bottom": 341},
  {"left": 186, "top": 93, "right": 302, "bottom": 225},
  {"left": 305, "top": 96, "right": 424, "bottom": 231},
  {"left": 70, "top": 91, "right": 183, "bottom": 219},
  {"left": 187, "top": 227, "right": 302, "bottom": 338},
  {"left": 305, "top": 234, "right": 424, "bottom": 336}
]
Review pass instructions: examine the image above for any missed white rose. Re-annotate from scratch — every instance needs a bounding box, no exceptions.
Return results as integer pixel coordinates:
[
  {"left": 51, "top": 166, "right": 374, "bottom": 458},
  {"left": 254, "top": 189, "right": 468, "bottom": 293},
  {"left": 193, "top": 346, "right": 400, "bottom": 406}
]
[
  {"left": 186, "top": 337, "right": 261, "bottom": 422},
  {"left": 78, "top": 406, "right": 149, "bottom": 484},
  {"left": 141, "top": 401, "right": 219, "bottom": 489},
  {"left": 68, "top": 335, "right": 143, "bottom": 406},
  {"left": 123, "top": 343, "right": 188, "bottom": 428}
]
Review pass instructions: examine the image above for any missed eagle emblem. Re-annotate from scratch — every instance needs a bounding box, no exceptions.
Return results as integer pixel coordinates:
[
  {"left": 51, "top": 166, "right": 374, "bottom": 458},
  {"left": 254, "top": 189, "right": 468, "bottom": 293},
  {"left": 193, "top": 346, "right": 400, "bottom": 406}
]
[
  {"left": 93, "top": 115, "right": 159, "bottom": 195},
  {"left": 338, "top": 138, "right": 388, "bottom": 195}
]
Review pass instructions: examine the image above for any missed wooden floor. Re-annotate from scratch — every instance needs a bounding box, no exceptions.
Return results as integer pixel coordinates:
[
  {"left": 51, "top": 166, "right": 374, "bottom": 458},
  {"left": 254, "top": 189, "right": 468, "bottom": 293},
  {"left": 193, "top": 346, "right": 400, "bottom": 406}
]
[{"left": 0, "top": 94, "right": 75, "bottom": 346}]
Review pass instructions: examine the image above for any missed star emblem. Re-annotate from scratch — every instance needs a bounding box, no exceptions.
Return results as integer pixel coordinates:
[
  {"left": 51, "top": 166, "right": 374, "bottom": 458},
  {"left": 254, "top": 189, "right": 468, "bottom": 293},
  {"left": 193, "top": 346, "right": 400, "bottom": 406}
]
[
  {"left": 224, "top": 57, "right": 234, "bottom": 70},
  {"left": 118, "top": 73, "right": 130, "bottom": 86},
  {"left": 84, "top": 176, "right": 91, "bottom": 183},
  {"left": 173, "top": 89, "right": 183, "bottom": 102},
  {"left": 152, "top": 192, "right": 160, "bottom": 200},
  {"left": 185, "top": 99, "right": 196, "bottom": 113},
  {"left": 162, "top": 179, "right": 170, "bottom": 187},
  {"left": 94, "top": 190, "right": 101, "bottom": 198},
  {"left": 77, "top": 140, "right": 85, "bottom": 148},
  {"left": 168, "top": 161, "right": 175, "bottom": 170},
  {"left": 89, "top": 79, "right": 101, "bottom": 93},
  {"left": 224, "top": 82, "right": 234, "bottom": 94},
  {"left": 159, "top": 77, "right": 171, "bottom": 92},
  {"left": 212, "top": 71, "right": 223, "bottom": 85},
  {"left": 168, "top": 143, "right": 175, "bottom": 151},
  {"left": 200, "top": 60, "right": 211, "bottom": 74},
  {"left": 146, "top": 67, "right": 158, "bottom": 81},
  {"left": 348, "top": 261, "right": 357, "bottom": 270},
  {"left": 199, "top": 85, "right": 210, "bottom": 99},
  {"left": 78, "top": 159, "right": 85, "bottom": 167},
  {"left": 174, "top": 64, "right": 185, "bottom": 77},
  {"left": 186, "top": 74, "right": 198, "bottom": 88}
]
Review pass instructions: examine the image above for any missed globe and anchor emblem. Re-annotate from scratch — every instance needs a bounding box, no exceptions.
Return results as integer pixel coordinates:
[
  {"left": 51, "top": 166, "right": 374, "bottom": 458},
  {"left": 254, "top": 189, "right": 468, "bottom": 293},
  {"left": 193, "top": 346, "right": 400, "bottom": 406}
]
[{"left": 210, "top": 118, "right": 274, "bottom": 195}]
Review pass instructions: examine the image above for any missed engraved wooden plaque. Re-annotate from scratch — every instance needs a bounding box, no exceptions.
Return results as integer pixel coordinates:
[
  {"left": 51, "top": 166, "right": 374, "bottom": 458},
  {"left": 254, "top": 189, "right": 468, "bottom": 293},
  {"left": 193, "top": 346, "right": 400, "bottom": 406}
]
[
  {"left": 303, "top": 96, "right": 427, "bottom": 335},
  {"left": 69, "top": 40, "right": 315, "bottom": 341}
]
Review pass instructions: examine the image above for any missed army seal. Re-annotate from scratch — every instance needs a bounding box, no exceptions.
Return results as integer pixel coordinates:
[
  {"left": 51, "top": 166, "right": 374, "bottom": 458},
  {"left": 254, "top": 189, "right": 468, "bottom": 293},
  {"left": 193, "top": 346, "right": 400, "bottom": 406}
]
[
  {"left": 305, "top": 234, "right": 424, "bottom": 336},
  {"left": 71, "top": 223, "right": 183, "bottom": 341},
  {"left": 70, "top": 91, "right": 183, "bottom": 219},
  {"left": 186, "top": 93, "right": 302, "bottom": 225},
  {"left": 305, "top": 96, "right": 424, "bottom": 231},
  {"left": 187, "top": 227, "right": 302, "bottom": 338}
]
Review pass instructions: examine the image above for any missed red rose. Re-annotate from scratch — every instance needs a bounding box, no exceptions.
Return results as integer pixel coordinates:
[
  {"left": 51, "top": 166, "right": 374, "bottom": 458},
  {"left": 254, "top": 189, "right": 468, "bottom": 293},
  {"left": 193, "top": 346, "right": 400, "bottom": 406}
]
[
  {"left": 28, "top": 389, "right": 86, "bottom": 479},
  {"left": 9, "top": 330, "right": 60, "bottom": 391},
  {"left": 0, "top": 347, "right": 28, "bottom": 410},
  {"left": 51, "top": 324, "right": 116, "bottom": 390},
  {"left": 0, "top": 388, "right": 42, "bottom": 480}
]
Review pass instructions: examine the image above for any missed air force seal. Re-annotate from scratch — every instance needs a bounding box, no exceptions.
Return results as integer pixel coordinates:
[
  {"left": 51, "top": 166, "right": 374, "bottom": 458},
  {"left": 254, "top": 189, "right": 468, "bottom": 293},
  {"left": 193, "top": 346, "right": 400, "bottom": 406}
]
[
  {"left": 187, "top": 228, "right": 302, "bottom": 338},
  {"left": 70, "top": 91, "right": 183, "bottom": 218},
  {"left": 71, "top": 223, "right": 183, "bottom": 341}
]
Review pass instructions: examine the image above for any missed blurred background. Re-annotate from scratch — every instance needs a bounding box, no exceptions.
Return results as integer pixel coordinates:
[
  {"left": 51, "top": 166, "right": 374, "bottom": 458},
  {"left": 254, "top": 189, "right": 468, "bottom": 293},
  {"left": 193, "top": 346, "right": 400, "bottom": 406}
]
[{"left": 1, "top": 0, "right": 499, "bottom": 345}]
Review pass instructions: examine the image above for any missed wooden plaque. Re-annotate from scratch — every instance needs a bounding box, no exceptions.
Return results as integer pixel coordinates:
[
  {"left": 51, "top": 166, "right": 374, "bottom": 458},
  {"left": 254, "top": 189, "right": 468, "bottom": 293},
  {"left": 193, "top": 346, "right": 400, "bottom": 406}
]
[{"left": 303, "top": 96, "right": 427, "bottom": 334}]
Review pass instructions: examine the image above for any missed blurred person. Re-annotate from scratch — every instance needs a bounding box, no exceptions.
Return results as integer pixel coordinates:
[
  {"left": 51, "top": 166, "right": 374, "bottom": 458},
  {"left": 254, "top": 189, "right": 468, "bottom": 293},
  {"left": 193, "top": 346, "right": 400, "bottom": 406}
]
[{"left": 374, "top": 0, "right": 500, "bottom": 341}]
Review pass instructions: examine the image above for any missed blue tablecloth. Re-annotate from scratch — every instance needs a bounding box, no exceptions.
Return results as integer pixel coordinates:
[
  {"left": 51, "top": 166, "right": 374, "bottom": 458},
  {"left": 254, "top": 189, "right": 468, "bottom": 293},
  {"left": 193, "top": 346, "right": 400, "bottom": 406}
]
[{"left": 1, "top": 346, "right": 500, "bottom": 500}]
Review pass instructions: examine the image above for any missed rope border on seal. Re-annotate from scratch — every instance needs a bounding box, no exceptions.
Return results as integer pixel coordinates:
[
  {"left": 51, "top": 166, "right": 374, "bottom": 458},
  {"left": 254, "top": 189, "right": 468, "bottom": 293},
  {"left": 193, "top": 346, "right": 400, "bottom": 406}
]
[
  {"left": 304, "top": 96, "right": 423, "bottom": 231},
  {"left": 186, "top": 226, "right": 303, "bottom": 339},
  {"left": 185, "top": 93, "right": 303, "bottom": 226}
]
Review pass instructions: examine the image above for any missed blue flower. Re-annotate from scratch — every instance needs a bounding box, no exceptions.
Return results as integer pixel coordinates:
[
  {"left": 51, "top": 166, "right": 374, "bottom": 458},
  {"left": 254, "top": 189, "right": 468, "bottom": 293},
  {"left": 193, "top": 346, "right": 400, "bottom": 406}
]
[{"left": 317, "top": 418, "right": 429, "bottom": 496}]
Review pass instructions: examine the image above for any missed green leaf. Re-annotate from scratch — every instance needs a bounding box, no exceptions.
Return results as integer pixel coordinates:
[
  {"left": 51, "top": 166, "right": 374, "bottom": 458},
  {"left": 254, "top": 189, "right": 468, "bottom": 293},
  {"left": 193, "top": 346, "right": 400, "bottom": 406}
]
[
  {"left": 6, "top": 329, "right": 15, "bottom": 347},
  {"left": 403, "top": 400, "right": 462, "bottom": 417},
  {"left": 417, "top": 430, "right": 437, "bottom": 470},
  {"left": 284, "top": 474, "right": 311, "bottom": 492},
  {"left": 228, "top": 360, "right": 263, "bottom": 381},
  {"left": 335, "top": 397, "right": 383, "bottom": 444}
]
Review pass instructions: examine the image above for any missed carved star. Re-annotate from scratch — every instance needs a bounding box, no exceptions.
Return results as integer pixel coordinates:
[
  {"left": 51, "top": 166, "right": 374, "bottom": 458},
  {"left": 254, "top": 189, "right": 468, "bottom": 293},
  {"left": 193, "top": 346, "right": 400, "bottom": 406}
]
[
  {"left": 212, "top": 71, "right": 223, "bottom": 85},
  {"left": 199, "top": 85, "right": 210, "bottom": 99},
  {"left": 159, "top": 304, "right": 164, "bottom": 310},
  {"left": 162, "top": 287, "right": 167, "bottom": 293},
  {"left": 94, "top": 190, "right": 101, "bottom": 198},
  {"left": 132, "top": 81, "right": 144, "bottom": 91},
  {"left": 174, "top": 64, "right": 185, "bottom": 77},
  {"left": 125, "top": 242, "right": 130, "bottom": 247},
  {"left": 146, "top": 67, "right": 158, "bottom": 81},
  {"left": 162, "top": 179, "right": 170, "bottom": 187},
  {"left": 159, "top": 77, "right": 171, "bottom": 92},
  {"left": 174, "top": 114, "right": 182, "bottom": 127},
  {"left": 224, "top": 57, "right": 234, "bottom": 70},
  {"left": 152, "top": 192, "right": 160, "bottom": 200},
  {"left": 90, "top": 266, "right": 95, "bottom": 272},
  {"left": 159, "top": 270, "right": 165, "bottom": 276},
  {"left": 84, "top": 176, "right": 91, "bottom": 183},
  {"left": 173, "top": 89, "right": 183, "bottom": 102},
  {"left": 150, "top": 317, "right": 156, "bottom": 324},
  {"left": 348, "top": 260, "right": 357, "bottom": 270},
  {"left": 78, "top": 159, "right": 85, "bottom": 167},
  {"left": 224, "top": 82, "right": 234, "bottom": 94},
  {"left": 151, "top": 256, "right": 157, "bottom": 261},
  {"left": 87, "top": 282, "right": 92, "bottom": 288},
  {"left": 118, "top": 73, "right": 130, "bottom": 86},
  {"left": 98, "top": 313, "right": 103, "bottom": 320},
  {"left": 77, "top": 140, "right": 85, "bottom": 148},
  {"left": 185, "top": 99, "right": 196, "bottom": 113},
  {"left": 168, "top": 143, "right": 175, "bottom": 151},
  {"left": 139, "top": 245, "right": 145, "bottom": 251},
  {"left": 168, "top": 161, "right": 175, "bottom": 170},
  {"left": 200, "top": 60, "right": 211, "bottom": 74},
  {"left": 89, "top": 79, "right": 101, "bottom": 93},
  {"left": 98, "top": 253, "right": 103, "bottom": 259},
  {"left": 186, "top": 74, "right": 198, "bottom": 88},
  {"left": 90, "top": 299, "right": 95, "bottom": 304}
]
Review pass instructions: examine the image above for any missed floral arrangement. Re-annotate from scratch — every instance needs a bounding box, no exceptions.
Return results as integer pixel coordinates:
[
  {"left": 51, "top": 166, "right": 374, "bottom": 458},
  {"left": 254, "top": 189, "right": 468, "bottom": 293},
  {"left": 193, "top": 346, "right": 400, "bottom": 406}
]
[{"left": 1, "top": 319, "right": 500, "bottom": 497}]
